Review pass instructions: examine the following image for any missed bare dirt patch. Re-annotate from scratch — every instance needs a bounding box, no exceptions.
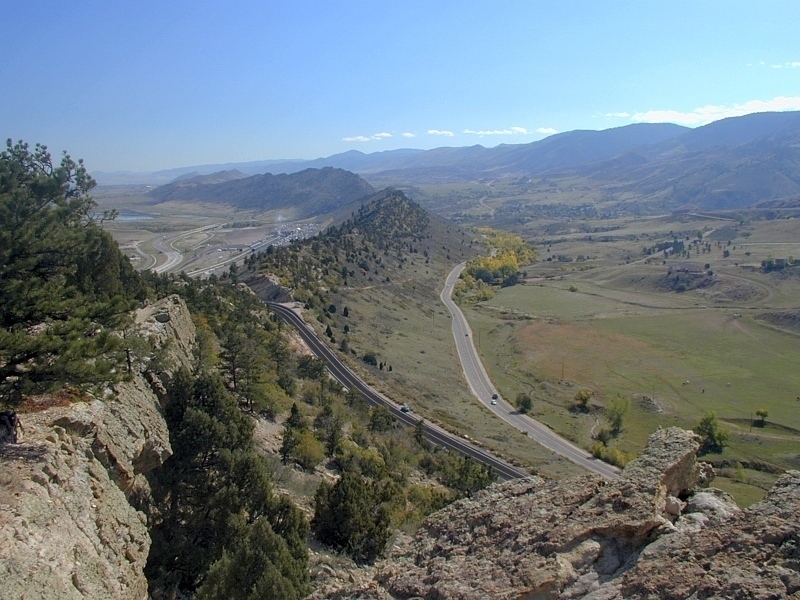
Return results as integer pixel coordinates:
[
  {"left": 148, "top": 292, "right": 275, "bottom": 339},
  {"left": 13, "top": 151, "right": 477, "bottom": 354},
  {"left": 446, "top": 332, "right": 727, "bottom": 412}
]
[{"left": 515, "top": 321, "right": 653, "bottom": 388}]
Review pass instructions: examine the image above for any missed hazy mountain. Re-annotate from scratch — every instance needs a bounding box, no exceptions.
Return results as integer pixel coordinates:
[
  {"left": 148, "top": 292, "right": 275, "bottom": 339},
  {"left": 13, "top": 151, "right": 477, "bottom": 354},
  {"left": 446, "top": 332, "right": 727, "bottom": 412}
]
[
  {"left": 93, "top": 123, "right": 689, "bottom": 185},
  {"left": 146, "top": 167, "right": 374, "bottom": 218},
  {"left": 101, "top": 112, "right": 800, "bottom": 212},
  {"left": 94, "top": 160, "right": 301, "bottom": 185},
  {"left": 169, "top": 169, "right": 248, "bottom": 184},
  {"left": 646, "top": 111, "right": 800, "bottom": 156},
  {"left": 262, "top": 124, "right": 689, "bottom": 180},
  {"left": 564, "top": 112, "right": 800, "bottom": 210}
]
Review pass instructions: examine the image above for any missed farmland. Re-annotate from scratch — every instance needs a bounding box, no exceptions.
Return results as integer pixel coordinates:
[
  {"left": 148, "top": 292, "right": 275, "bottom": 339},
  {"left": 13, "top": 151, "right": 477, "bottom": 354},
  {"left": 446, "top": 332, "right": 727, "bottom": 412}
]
[{"left": 463, "top": 211, "right": 800, "bottom": 504}]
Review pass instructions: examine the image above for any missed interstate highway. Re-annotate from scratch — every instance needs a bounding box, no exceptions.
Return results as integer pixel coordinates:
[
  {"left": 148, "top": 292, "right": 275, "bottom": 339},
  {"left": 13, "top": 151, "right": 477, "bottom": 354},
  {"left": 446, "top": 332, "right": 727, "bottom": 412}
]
[{"left": 267, "top": 302, "right": 528, "bottom": 480}]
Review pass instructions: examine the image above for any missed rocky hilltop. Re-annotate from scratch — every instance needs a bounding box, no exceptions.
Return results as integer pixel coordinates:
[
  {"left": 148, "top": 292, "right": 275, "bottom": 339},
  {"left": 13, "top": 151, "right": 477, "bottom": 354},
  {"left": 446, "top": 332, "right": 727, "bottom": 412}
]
[
  {"left": 321, "top": 428, "right": 800, "bottom": 599},
  {"left": 0, "top": 295, "right": 195, "bottom": 600}
]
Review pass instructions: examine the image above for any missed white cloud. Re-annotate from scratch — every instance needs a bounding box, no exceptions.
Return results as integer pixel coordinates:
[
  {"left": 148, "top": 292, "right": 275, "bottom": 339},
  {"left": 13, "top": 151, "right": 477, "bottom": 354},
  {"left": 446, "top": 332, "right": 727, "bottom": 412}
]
[
  {"left": 464, "top": 128, "right": 510, "bottom": 135},
  {"left": 536, "top": 127, "right": 558, "bottom": 135},
  {"left": 631, "top": 96, "right": 800, "bottom": 126},
  {"left": 401, "top": 132, "right": 416, "bottom": 138},
  {"left": 427, "top": 129, "right": 454, "bottom": 136},
  {"left": 603, "top": 112, "right": 631, "bottom": 118},
  {"left": 754, "top": 61, "right": 800, "bottom": 69},
  {"left": 343, "top": 132, "right": 393, "bottom": 142},
  {"left": 462, "top": 126, "right": 534, "bottom": 136}
]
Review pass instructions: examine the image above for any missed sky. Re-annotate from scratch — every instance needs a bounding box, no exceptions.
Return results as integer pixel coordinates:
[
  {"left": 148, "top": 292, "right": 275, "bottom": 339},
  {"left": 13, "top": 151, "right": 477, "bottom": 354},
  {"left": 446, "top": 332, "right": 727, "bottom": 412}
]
[{"left": 2, "top": 1, "right": 799, "bottom": 173}]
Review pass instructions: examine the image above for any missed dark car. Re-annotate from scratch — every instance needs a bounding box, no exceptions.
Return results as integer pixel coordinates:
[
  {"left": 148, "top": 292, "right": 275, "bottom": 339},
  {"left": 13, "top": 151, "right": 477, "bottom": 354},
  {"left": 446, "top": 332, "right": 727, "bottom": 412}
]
[{"left": 401, "top": 404, "right": 411, "bottom": 413}]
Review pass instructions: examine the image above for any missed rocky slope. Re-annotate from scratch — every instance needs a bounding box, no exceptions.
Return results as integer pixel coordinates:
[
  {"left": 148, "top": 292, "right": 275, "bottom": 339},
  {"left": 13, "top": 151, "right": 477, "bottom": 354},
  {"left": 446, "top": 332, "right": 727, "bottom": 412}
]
[
  {"left": 0, "top": 295, "right": 195, "bottom": 600},
  {"left": 319, "top": 427, "right": 800, "bottom": 599}
]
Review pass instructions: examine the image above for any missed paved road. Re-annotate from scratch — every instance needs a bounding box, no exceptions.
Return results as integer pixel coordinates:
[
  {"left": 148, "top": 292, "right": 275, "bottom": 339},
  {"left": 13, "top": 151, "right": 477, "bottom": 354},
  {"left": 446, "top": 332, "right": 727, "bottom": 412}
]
[
  {"left": 185, "top": 234, "right": 282, "bottom": 277},
  {"left": 267, "top": 302, "right": 529, "bottom": 480},
  {"left": 441, "top": 263, "right": 620, "bottom": 480},
  {"left": 152, "top": 224, "right": 225, "bottom": 274},
  {"left": 152, "top": 235, "right": 183, "bottom": 274}
]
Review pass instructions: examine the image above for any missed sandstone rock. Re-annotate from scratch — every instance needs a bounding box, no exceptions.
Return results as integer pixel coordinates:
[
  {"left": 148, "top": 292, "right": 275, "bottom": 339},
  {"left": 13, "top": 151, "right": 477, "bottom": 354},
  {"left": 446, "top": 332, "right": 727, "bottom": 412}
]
[
  {"left": 685, "top": 488, "right": 741, "bottom": 521},
  {"left": 0, "top": 295, "right": 195, "bottom": 599},
  {"left": 324, "top": 428, "right": 800, "bottom": 600},
  {"left": 606, "top": 470, "right": 800, "bottom": 599},
  {"left": 134, "top": 294, "right": 196, "bottom": 372}
]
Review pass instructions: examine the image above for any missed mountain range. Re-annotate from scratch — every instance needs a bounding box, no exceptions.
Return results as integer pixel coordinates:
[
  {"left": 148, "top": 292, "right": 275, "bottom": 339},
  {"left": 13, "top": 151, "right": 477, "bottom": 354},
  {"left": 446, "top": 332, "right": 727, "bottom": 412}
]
[{"left": 120, "top": 111, "right": 800, "bottom": 213}]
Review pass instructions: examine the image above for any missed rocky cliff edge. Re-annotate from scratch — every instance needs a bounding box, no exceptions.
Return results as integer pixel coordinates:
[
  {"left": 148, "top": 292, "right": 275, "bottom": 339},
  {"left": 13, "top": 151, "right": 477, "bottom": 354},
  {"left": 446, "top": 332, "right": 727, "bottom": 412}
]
[
  {"left": 0, "top": 295, "right": 195, "bottom": 600},
  {"left": 321, "top": 427, "right": 800, "bottom": 599}
]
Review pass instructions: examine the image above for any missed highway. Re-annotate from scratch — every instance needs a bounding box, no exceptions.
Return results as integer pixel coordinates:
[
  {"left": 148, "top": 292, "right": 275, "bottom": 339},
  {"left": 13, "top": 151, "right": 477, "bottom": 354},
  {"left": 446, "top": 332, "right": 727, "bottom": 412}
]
[
  {"left": 185, "top": 234, "right": 282, "bottom": 277},
  {"left": 152, "top": 224, "right": 225, "bottom": 274},
  {"left": 441, "top": 264, "right": 620, "bottom": 480},
  {"left": 267, "top": 302, "right": 529, "bottom": 480}
]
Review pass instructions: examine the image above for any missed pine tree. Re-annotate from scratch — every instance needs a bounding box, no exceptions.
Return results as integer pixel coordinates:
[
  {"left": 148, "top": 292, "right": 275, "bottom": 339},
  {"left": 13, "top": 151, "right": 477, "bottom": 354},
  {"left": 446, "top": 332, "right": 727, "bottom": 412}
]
[
  {"left": 312, "top": 472, "right": 392, "bottom": 563},
  {"left": 147, "top": 372, "right": 308, "bottom": 594},
  {"left": 0, "top": 140, "right": 144, "bottom": 403}
]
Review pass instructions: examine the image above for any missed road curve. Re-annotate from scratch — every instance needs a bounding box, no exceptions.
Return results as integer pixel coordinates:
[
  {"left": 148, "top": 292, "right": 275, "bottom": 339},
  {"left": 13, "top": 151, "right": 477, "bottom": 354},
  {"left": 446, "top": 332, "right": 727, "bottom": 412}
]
[
  {"left": 152, "top": 224, "right": 225, "bottom": 274},
  {"left": 441, "top": 264, "right": 620, "bottom": 480},
  {"left": 152, "top": 236, "right": 182, "bottom": 274},
  {"left": 267, "top": 302, "right": 528, "bottom": 480}
]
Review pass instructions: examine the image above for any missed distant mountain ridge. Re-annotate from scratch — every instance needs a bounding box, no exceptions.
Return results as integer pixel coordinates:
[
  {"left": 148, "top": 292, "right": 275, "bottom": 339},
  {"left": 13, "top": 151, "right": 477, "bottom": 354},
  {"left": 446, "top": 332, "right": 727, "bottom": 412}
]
[
  {"left": 146, "top": 167, "right": 374, "bottom": 219},
  {"left": 562, "top": 113, "right": 800, "bottom": 210},
  {"left": 94, "top": 123, "right": 691, "bottom": 184},
  {"left": 170, "top": 169, "right": 248, "bottom": 184},
  {"left": 105, "top": 111, "right": 800, "bottom": 212}
]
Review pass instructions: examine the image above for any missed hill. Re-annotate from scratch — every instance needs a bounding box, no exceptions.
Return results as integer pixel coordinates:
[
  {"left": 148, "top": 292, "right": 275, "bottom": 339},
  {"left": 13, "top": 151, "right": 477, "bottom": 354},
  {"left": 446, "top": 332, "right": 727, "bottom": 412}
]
[
  {"left": 169, "top": 168, "right": 248, "bottom": 184},
  {"left": 243, "top": 189, "right": 579, "bottom": 476},
  {"left": 146, "top": 167, "right": 375, "bottom": 218}
]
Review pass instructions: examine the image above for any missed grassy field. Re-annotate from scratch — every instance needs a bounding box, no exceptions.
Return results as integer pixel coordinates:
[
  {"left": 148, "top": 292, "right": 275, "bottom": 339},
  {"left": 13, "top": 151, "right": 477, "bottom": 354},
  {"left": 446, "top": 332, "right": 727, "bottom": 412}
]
[{"left": 461, "top": 213, "right": 800, "bottom": 505}]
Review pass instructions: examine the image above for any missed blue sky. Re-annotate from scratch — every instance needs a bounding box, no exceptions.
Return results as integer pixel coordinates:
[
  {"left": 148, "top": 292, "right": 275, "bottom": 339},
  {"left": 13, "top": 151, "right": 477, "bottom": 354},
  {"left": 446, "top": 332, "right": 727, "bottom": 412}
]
[{"left": 2, "top": 1, "right": 799, "bottom": 172}]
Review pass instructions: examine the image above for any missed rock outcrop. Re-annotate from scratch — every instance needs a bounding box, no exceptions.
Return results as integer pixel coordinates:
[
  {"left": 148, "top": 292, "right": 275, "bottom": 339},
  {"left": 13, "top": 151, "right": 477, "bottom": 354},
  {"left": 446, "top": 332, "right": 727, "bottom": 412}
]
[
  {"left": 0, "top": 295, "right": 195, "bottom": 600},
  {"left": 246, "top": 273, "right": 294, "bottom": 303},
  {"left": 319, "top": 427, "right": 800, "bottom": 599}
]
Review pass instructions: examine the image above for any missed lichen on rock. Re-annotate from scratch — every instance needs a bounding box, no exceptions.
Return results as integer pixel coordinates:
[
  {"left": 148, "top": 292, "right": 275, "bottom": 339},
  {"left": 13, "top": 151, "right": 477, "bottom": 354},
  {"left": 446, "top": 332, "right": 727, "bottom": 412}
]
[
  {"left": 318, "top": 427, "right": 800, "bottom": 600},
  {"left": 0, "top": 295, "right": 195, "bottom": 599}
]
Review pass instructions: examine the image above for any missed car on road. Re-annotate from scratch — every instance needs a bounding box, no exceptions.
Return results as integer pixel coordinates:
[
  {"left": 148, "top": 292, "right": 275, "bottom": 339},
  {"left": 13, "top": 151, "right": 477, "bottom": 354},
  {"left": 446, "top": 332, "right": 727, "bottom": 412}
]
[
  {"left": 491, "top": 393, "right": 498, "bottom": 399},
  {"left": 491, "top": 399, "right": 497, "bottom": 405},
  {"left": 401, "top": 404, "right": 411, "bottom": 413}
]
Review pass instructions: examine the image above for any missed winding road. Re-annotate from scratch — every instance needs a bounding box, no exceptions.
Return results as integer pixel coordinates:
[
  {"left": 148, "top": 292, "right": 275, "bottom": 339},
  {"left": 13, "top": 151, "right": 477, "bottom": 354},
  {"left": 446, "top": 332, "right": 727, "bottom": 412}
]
[
  {"left": 267, "top": 302, "right": 529, "bottom": 480},
  {"left": 441, "top": 263, "right": 620, "bottom": 480},
  {"left": 152, "top": 224, "right": 225, "bottom": 274}
]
